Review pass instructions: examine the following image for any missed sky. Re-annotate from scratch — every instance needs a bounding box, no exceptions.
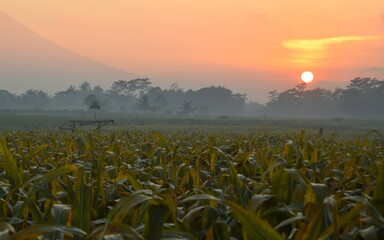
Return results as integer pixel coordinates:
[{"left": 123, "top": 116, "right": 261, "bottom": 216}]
[{"left": 1, "top": 0, "right": 384, "bottom": 102}]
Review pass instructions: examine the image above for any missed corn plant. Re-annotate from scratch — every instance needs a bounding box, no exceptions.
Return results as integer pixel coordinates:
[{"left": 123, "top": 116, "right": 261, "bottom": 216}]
[{"left": 0, "top": 129, "right": 383, "bottom": 239}]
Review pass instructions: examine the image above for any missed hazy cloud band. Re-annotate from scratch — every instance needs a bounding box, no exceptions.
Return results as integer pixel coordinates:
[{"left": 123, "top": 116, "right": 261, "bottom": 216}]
[
  {"left": 282, "top": 35, "right": 383, "bottom": 65},
  {"left": 283, "top": 35, "right": 382, "bottom": 51}
]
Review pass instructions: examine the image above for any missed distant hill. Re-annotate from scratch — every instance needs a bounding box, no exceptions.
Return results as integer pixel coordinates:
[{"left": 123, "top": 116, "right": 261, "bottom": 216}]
[{"left": 0, "top": 11, "right": 139, "bottom": 94}]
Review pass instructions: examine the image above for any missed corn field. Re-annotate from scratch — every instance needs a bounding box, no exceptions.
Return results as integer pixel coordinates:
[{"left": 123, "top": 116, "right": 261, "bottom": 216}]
[{"left": 0, "top": 129, "right": 383, "bottom": 239}]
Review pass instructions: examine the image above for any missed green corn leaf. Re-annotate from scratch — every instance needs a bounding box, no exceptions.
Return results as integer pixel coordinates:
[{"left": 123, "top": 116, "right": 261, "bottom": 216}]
[
  {"left": 143, "top": 204, "right": 169, "bottom": 240},
  {"left": 275, "top": 215, "right": 308, "bottom": 230},
  {"left": 163, "top": 230, "right": 197, "bottom": 240},
  {"left": 181, "top": 194, "right": 221, "bottom": 203},
  {"left": 216, "top": 147, "right": 248, "bottom": 207},
  {"left": 27, "top": 201, "right": 45, "bottom": 224},
  {"left": 181, "top": 194, "right": 282, "bottom": 240},
  {"left": 285, "top": 168, "right": 309, "bottom": 186},
  {"left": 27, "top": 144, "right": 49, "bottom": 158},
  {"left": 0, "top": 138, "right": 22, "bottom": 187},
  {"left": 363, "top": 200, "right": 384, "bottom": 226},
  {"left": 87, "top": 223, "right": 143, "bottom": 240},
  {"left": 224, "top": 200, "right": 283, "bottom": 240},
  {"left": 359, "top": 226, "right": 379, "bottom": 240},
  {"left": 9, "top": 224, "right": 86, "bottom": 240},
  {"left": 99, "top": 190, "right": 152, "bottom": 239},
  {"left": 125, "top": 171, "right": 143, "bottom": 191},
  {"left": 0, "top": 223, "right": 14, "bottom": 240},
  {"left": 319, "top": 201, "right": 364, "bottom": 239},
  {"left": 0, "top": 229, "right": 9, "bottom": 240},
  {"left": 295, "top": 204, "right": 325, "bottom": 240},
  {"left": 72, "top": 175, "right": 92, "bottom": 233},
  {"left": 363, "top": 130, "right": 383, "bottom": 145},
  {"left": 212, "top": 221, "right": 231, "bottom": 240},
  {"left": 46, "top": 204, "right": 71, "bottom": 240},
  {"left": 248, "top": 194, "right": 273, "bottom": 213},
  {"left": 153, "top": 131, "right": 168, "bottom": 146},
  {"left": 37, "top": 164, "right": 78, "bottom": 183},
  {"left": 373, "top": 157, "right": 384, "bottom": 216},
  {"left": 271, "top": 168, "right": 292, "bottom": 204},
  {"left": 111, "top": 192, "right": 152, "bottom": 222}
]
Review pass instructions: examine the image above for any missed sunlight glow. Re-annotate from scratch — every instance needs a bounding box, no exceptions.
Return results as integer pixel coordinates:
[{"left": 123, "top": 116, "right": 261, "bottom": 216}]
[{"left": 301, "top": 71, "right": 314, "bottom": 83}]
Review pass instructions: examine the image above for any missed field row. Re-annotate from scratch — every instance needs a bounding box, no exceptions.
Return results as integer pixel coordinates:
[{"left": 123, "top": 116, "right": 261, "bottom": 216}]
[
  {"left": 0, "top": 129, "right": 383, "bottom": 239},
  {"left": 2, "top": 110, "right": 384, "bottom": 136}
]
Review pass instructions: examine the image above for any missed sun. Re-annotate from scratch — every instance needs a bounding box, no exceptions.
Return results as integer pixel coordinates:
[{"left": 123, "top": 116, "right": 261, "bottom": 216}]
[{"left": 301, "top": 71, "right": 314, "bottom": 83}]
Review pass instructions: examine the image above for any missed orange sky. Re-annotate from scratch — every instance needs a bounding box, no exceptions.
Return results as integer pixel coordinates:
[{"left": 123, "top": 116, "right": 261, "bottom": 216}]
[{"left": 1, "top": 0, "right": 384, "bottom": 101}]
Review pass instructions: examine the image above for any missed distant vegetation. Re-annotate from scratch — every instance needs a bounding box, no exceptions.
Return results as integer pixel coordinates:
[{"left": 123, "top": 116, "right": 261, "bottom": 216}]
[
  {"left": 0, "top": 77, "right": 383, "bottom": 118},
  {"left": 0, "top": 79, "right": 249, "bottom": 116},
  {"left": 266, "top": 77, "right": 384, "bottom": 118}
]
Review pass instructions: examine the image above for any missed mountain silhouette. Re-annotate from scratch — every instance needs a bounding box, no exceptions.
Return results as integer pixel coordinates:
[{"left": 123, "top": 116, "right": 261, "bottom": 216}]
[{"left": 0, "top": 11, "right": 139, "bottom": 94}]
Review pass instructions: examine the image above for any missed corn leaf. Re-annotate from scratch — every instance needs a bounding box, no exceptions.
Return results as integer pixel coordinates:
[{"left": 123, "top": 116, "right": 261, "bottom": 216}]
[
  {"left": 143, "top": 204, "right": 169, "bottom": 240},
  {"left": 87, "top": 223, "right": 143, "bottom": 240},
  {"left": 224, "top": 200, "right": 283, "bottom": 240},
  {"left": 0, "top": 138, "right": 22, "bottom": 187},
  {"left": 9, "top": 224, "right": 86, "bottom": 240},
  {"left": 72, "top": 175, "right": 92, "bottom": 233}
]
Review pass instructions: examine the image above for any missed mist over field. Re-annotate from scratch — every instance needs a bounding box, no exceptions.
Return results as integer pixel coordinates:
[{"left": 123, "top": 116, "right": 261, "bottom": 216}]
[{"left": 1, "top": 76, "right": 384, "bottom": 119}]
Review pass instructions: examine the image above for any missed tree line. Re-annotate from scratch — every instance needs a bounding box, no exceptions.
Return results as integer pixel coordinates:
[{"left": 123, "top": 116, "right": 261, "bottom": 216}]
[
  {"left": 266, "top": 77, "right": 384, "bottom": 118},
  {"left": 0, "top": 77, "right": 383, "bottom": 118},
  {"left": 0, "top": 78, "right": 248, "bottom": 116}
]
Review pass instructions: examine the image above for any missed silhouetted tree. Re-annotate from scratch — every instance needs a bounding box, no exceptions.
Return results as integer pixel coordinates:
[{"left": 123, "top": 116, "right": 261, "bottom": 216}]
[
  {"left": 268, "top": 90, "right": 278, "bottom": 103},
  {"left": 341, "top": 77, "right": 384, "bottom": 117},
  {"left": 170, "top": 82, "right": 183, "bottom": 92},
  {"left": 79, "top": 81, "right": 91, "bottom": 92},
  {"left": 180, "top": 101, "right": 196, "bottom": 116},
  {"left": 56, "top": 85, "right": 77, "bottom": 97},
  {"left": 0, "top": 90, "right": 17, "bottom": 109},
  {"left": 20, "top": 89, "right": 50, "bottom": 109},
  {"left": 92, "top": 85, "right": 104, "bottom": 95},
  {"left": 151, "top": 94, "right": 168, "bottom": 114},
  {"left": 265, "top": 83, "right": 340, "bottom": 117},
  {"left": 183, "top": 86, "right": 246, "bottom": 116},
  {"left": 347, "top": 77, "right": 381, "bottom": 91},
  {"left": 83, "top": 94, "right": 99, "bottom": 108},
  {"left": 111, "top": 78, "right": 152, "bottom": 97},
  {"left": 89, "top": 101, "right": 101, "bottom": 110},
  {"left": 110, "top": 80, "right": 129, "bottom": 96},
  {"left": 136, "top": 94, "right": 152, "bottom": 112}
]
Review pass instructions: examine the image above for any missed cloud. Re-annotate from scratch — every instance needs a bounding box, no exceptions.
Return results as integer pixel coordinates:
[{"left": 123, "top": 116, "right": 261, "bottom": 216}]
[
  {"left": 283, "top": 35, "right": 382, "bottom": 51},
  {"left": 282, "top": 35, "right": 383, "bottom": 65}
]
